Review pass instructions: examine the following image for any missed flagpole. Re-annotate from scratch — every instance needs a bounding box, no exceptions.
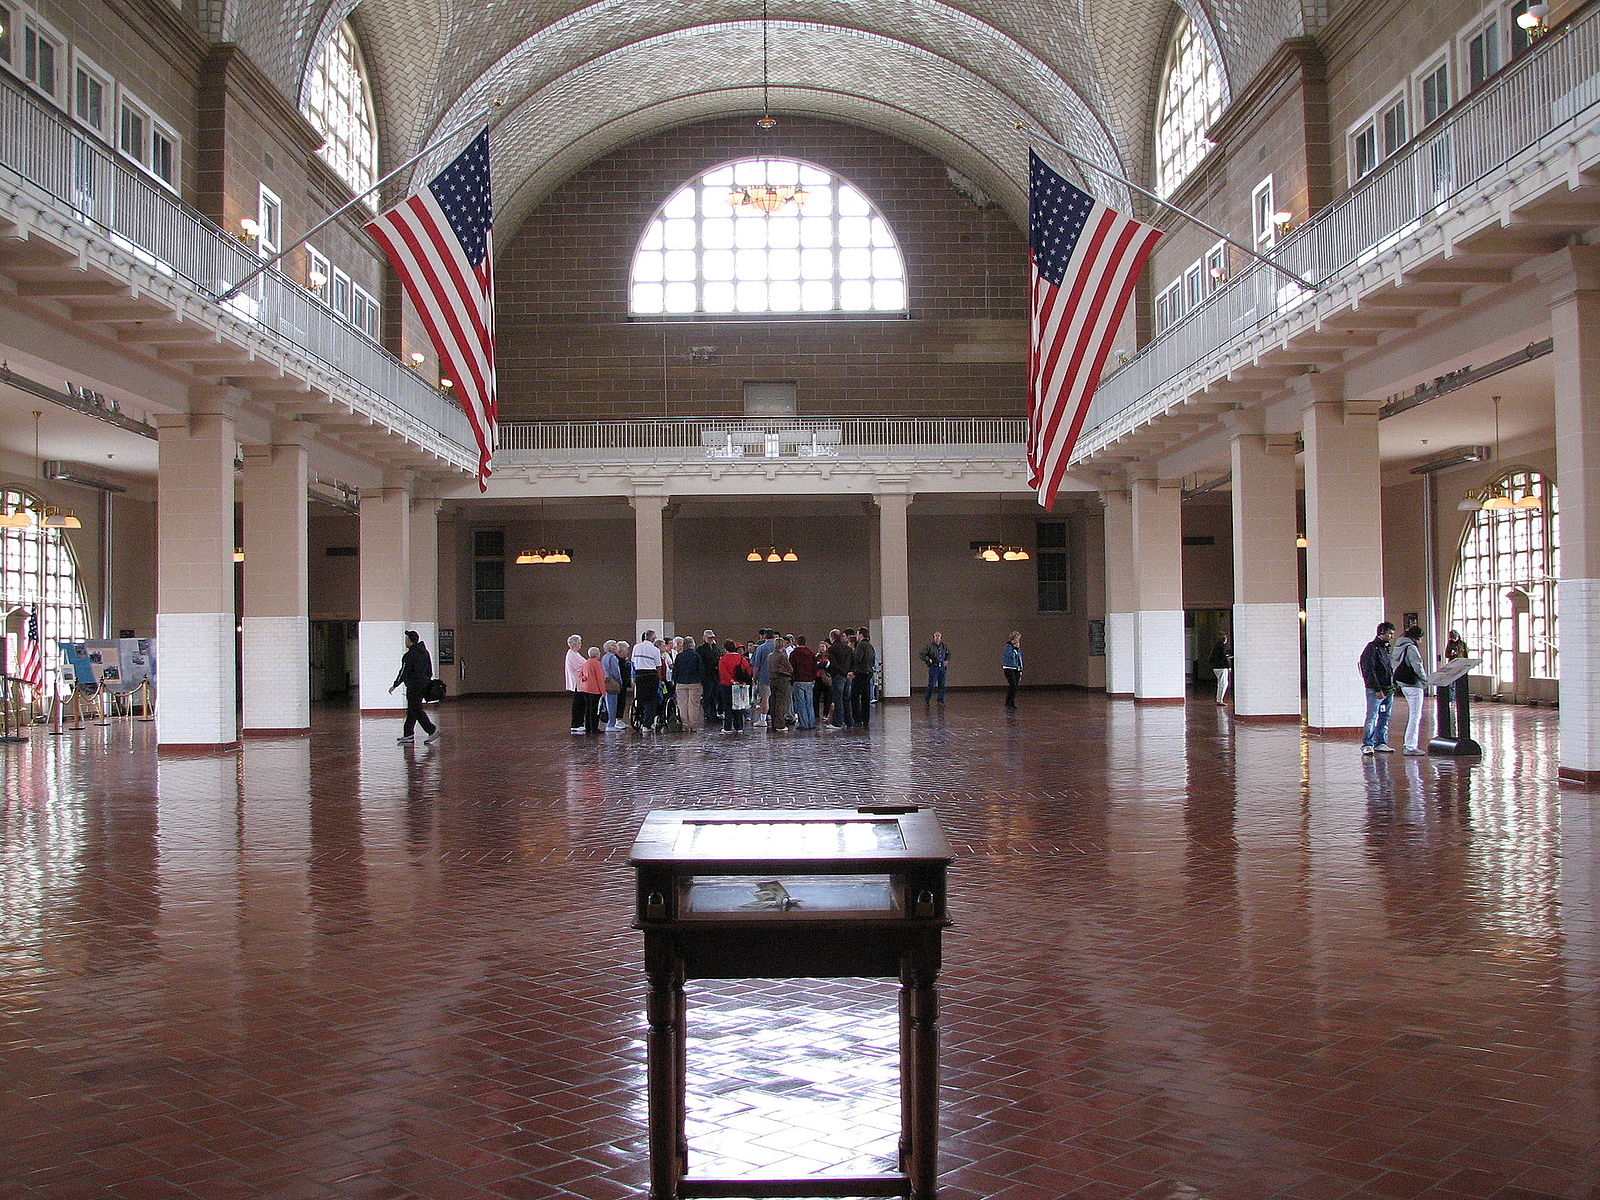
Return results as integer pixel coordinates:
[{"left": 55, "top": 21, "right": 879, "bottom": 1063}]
[
  {"left": 1017, "top": 124, "right": 1320, "bottom": 292},
  {"left": 215, "top": 102, "right": 501, "bottom": 304}
]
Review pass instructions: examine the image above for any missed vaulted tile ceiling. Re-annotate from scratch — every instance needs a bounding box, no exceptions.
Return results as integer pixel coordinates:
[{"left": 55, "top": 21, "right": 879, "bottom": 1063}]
[{"left": 215, "top": 0, "right": 1316, "bottom": 241}]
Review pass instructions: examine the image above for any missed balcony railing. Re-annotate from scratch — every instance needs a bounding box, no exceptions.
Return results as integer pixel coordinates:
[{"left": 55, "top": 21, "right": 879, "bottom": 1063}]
[
  {"left": 0, "top": 76, "right": 476, "bottom": 463},
  {"left": 1080, "top": 5, "right": 1600, "bottom": 450},
  {"left": 495, "top": 416, "right": 1026, "bottom": 461}
]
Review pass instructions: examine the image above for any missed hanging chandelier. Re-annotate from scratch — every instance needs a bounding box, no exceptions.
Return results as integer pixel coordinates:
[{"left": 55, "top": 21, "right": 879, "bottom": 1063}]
[
  {"left": 728, "top": 0, "right": 807, "bottom": 216},
  {"left": 515, "top": 500, "right": 574, "bottom": 564},
  {"left": 0, "top": 412, "right": 82, "bottom": 529},
  {"left": 1460, "top": 395, "right": 1542, "bottom": 513}
]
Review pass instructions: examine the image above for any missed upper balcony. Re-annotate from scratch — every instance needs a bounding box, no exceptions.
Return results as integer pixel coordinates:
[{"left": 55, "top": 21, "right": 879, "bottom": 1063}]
[
  {"left": 1076, "top": 3, "right": 1600, "bottom": 464},
  {"left": 489, "top": 416, "right": 1032, "bottom": 497},
  {"left": 0, "top": 74, "right": 476, "bottom": 479}
]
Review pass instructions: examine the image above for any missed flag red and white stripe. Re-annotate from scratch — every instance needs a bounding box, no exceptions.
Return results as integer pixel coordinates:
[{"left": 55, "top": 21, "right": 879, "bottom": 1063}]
[
  {"left": 17, "top": 606, "right": 45, "bottom": 693},
  {"left": 1027, "top": 152, "right": 1162, "bottom": 510},
  {"left": 366, "top": 130, "right": 497, "bottom": 491}
]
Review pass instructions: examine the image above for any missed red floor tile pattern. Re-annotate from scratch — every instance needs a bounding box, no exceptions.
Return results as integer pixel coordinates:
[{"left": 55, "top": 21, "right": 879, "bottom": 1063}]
[{"left": 1, "top": 694, "right": 1597, "bottom": 1199}]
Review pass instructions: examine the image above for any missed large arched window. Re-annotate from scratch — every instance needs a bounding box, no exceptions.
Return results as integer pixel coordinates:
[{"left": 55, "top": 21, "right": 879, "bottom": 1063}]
[
  {"left": 1448, "top": 470, "right": 1559, "bottom": 682},
  {"left": 1153, "top": 16, "right": 1223, "bottom": 198},
  {"left": 304, "top": 22, "right": 379, "bottom": 205},
  {"left": 2, "top": 488, "right": 92, "bottom": 693},
  {"left": 629, "top": 159, "right": 908, "bottom": 317}
]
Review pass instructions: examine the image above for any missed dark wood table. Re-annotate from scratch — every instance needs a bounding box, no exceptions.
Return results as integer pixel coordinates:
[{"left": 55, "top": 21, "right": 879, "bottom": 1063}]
[{"left": 629, "top": 807, "right": 953, "bottom": 1200}]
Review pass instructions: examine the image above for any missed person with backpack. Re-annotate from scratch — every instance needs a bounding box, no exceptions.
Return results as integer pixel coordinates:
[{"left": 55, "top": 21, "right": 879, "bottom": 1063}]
[
  {"left": 389, "top": 629, "right": 438, "bottom": 744},
  {"left": 1390, "top": 624, "right": 1429, "bottom": 755}
]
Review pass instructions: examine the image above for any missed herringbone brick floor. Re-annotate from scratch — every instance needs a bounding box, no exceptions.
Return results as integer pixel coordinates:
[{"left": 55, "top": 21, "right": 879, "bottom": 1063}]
[{"left": 0, "top": 693, "right": 1595, "bottom": 1200}]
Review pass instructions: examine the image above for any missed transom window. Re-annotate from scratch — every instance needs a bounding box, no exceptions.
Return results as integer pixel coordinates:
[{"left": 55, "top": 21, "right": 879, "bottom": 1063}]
[
  {"left": 1448, "top": 470, "right": 1559, "bottom": 682},
  {"left": 304, "top": 22, "right": 378, "bottom": 205},
  {"left": 629, "top": 160, "right": 908, "bottom": 317},
  {"left": 1153, "top": 16, "right": 1223, "bottom": 198},
  {"left": 2, "top": 487, "right": 92, "bottom": 693}
]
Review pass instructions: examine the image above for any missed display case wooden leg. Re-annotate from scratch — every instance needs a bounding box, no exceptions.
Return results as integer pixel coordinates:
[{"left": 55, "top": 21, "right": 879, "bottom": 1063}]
[
  {"left": 645, "top": 950, "right": 686, "bottom": 1200},
  {"left": 903, "top": 964, "right": 940, "bottom": 1200}
]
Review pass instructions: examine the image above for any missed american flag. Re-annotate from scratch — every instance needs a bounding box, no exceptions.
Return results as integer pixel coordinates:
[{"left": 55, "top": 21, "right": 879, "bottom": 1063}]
[
  {"left": 17, "top": 606, "right": 44, "bottom": 693},
  {"left": 1027, "top": 151, "right": 1162, "bottom": 510},
  {"left": 366, "top": 130, "right": 497, "bottom": 491}
]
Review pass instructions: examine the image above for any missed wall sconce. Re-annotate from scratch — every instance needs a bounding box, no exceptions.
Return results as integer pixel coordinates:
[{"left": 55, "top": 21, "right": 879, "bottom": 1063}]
[
  {"left": 1272, "top": 210, "right": 1295, "bottom": 235},
  {"left": 1517, "top": 2, "right": 1549, "bottom": 37},
  {"left": 306, "top": 268, "right": 327, "bottom": 292},
  {"left": 233, "top": 548, "right": 246, "bottom": 563},
  {"left": 237, "top": 217, "right": 261, "bottom": 243},
  {"left": 1295, "top": 533, "right": 1308, "bottom": 548},
  {"left": 409, "top": 353, "right": 425, "bottom": 369},
  {"left": 1209, "top": 266, "right": 1227, "bottom": 283},
  {"left": 439, "top": 377, "right": 454, "bottom": 392}
]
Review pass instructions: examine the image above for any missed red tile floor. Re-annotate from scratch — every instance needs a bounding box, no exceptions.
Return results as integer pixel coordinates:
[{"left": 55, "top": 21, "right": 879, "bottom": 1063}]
[{"left": 1, "top": 692, "right": 1596, "bottom": 1200}]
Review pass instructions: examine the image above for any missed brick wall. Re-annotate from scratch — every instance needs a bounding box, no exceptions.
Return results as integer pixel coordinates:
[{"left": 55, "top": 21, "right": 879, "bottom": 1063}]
[{"left": 494, "top": 116, "right": 1028, "bottom": 421}]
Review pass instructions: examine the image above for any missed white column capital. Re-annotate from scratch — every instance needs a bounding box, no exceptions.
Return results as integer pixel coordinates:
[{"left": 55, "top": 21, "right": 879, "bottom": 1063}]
[{"left": 1537, "top": 243, "right": 1600, "bottom": 304}]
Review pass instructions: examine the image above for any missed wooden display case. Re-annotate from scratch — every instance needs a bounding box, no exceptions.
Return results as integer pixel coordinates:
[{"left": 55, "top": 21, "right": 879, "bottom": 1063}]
[{"left": 630, "top": 807, "right": 953, "bottom": 1199}]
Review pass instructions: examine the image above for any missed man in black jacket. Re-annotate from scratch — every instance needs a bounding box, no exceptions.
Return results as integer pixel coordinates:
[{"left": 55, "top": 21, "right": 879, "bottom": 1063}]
[
  {"left": 1358, "top": 621, "right": 1396, "bottom": 755},
  {"left": 850, "top": 627, "right": 876, "bottom": 728},
  {"left": 698, "top": 630, "right": 722, "bottom": 725},
  {"left": 389, "top": 630, "right": 438, "bottom": 744}
]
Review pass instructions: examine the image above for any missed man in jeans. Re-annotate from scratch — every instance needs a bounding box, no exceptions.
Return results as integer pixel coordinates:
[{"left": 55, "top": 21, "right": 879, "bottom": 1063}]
[{"left": 1358, "top": 621, "right": 1397, "bottom": 755}]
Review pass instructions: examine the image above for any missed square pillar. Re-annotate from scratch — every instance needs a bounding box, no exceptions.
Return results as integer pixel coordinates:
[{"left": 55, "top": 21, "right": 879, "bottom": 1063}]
[
  {"left": 1101, "top": 485, "right": 1136, "bottom": 698},
  {"left": 241, "top": 440, "right": 309, "bottom": 733},
  {"left": 154, "top": 409, "right": 238, "bottom": 748},
  {"left": 408, "top": 496, "right": 441, "bottom": 671},
  {"left": 1542, "top": 247, "right": 1600, "bottom": 781},
  {"left": 1302, "top": 393, "right": 1384, "bottom": 732},
  {"left": 632, "top": 492, "right": 667, "bottom": 640},
  {"left": 1230, "top": 427, "right": 1303, "bottom": 720},
  {"left": 877, "top": 488, "right": 911, "bottom": 699},
  {"left": 1131, "top": 477, "right": 1185, "bottom": 701},
  {"left": 358, "top": 483, "right": 412, "bottom": 713}
]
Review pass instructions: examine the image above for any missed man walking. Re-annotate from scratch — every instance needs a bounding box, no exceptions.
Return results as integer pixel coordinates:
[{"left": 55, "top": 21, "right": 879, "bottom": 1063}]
[
  {"left": 1359, "top": 621, "right": 1397, "bottom": 755},
  {"left": 389, "top": 630, "right": 438, "bottom": 744}
]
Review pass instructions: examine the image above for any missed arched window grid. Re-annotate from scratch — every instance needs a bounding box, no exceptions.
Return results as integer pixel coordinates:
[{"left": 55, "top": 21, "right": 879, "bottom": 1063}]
[
  {"left": 1, "top": 487, "right": 92, "bottom": 691},
  {"left": 628, "top": 159, "right": 909, "bottom": 317},
  {"left": 1448, "top": 470, "right": 1559, "bottom": 682},
  {"left": 1153, "top": 16, "right": 1223, "bottom": 199},
  {"left": 305, "top": 22, "right": 379, "bottom": 207}
]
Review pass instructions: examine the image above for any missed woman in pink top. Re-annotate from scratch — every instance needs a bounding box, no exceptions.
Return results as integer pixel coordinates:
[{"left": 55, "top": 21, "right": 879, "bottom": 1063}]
[{"left": 576, "top": 646, "right": 606, "bottom": 735}]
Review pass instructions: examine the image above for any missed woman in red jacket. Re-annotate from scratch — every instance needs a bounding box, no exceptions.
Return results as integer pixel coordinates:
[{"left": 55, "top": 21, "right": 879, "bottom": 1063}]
[
  {"left": 718, "top": 640, "right": 754, "bottom": 733},
  {"left": 576, "top": 646, "right": 606, "bottom": 735}
]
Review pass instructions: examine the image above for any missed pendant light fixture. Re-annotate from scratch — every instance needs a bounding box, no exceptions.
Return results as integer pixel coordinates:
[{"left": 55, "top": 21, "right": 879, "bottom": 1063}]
[
  {"left": 727, "top": 0, "right": 808, "bottom": 216},
  {"left": 516, "top": 499, "right": 572, "bottom": 565},
  {"left": 1, "top": 412, "right": 82, "bottom": 529},
  {"left": 746, "top": 508, "right": 797, "bottom": 563}
]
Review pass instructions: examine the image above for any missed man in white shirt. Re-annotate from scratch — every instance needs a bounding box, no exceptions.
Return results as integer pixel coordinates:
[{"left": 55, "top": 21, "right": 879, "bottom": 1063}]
[{"left": 631, "top": 632, "right": 665, "bottom": 732}]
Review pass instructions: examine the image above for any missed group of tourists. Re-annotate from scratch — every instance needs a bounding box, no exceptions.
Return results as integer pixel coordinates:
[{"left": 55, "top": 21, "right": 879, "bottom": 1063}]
[{"left": 561, "top": 627, "right": 886, "bottom": 735}]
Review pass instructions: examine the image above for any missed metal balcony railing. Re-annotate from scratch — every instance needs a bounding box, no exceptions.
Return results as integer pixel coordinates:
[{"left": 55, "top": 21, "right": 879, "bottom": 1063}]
[
  {"left": 495, "top": 416, "right": 1026, "bottom": 461},
  {"left": 0, "top": 75, "right": 476, "bottom": 462},
  {"left": 1080, "top": 5, "right": 1600, "bottom": 450}
]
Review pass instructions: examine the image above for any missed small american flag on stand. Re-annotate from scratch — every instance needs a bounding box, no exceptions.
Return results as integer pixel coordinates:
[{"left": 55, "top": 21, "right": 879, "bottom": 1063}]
[
  {"left": 1027, "top": 151, "right": 1162, "bottom": 510},
  {"left": 366, "top": 130, "right": 497, "bottom": 491},
  {"left": 17, "top": 606, "right": 45, "bottom": 694}
]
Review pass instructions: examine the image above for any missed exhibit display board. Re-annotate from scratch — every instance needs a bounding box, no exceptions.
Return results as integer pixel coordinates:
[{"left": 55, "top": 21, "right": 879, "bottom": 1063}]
[{"left": 60, "top": 638, "right": 156, "bottom": 694}]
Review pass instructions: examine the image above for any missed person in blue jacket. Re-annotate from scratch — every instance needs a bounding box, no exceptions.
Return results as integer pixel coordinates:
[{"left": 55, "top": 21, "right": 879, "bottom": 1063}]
[{"left": 1002, "top": 632, "right": 1023, "bottom": 709}]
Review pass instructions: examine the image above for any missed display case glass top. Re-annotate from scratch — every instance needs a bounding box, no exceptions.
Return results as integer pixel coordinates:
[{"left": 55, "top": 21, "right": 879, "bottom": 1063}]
[{"left": 630, "top": 807, "right": 951, "bottom": 872}]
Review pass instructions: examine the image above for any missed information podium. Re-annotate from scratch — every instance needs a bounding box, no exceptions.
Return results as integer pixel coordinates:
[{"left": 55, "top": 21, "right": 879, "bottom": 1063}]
[{"left": 630, "top": 807, "right": 953, "bottom": 1200}]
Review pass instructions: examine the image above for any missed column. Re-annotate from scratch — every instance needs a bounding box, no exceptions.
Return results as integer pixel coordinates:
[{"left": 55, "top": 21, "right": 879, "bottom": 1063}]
[
  {"left": 241, "top": 437, "right": 309, "bottom": 733},
  {"left": 877, "top": 487, "right": 911, "bottom": 699},
  {"left": 632, "top": 491, "right": 667, "bottom": 640},
  {"left": 1302, "top": 391, "right": 1384, "bottom": 731},
  {"left": 409, "top": 495, "right": 441, "bottom": 670},
  {"left": 1101, "top": 484, "right": 1136, "bottom": 698},
  {"left": 154, "top": 408, "right": 238, "bottom": 747},
  {"left": 358, "top": 481, "right": 411, "bottom": 712},
  {"left": 1542, "top": 247, "right": 1600, "bottom": 781},
  {"left": 1229, "top": 422, "right": 1303, "bottom": 720},
  {"left": 1130, "top": 476, "right": 1185, "bottom": 701}
]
